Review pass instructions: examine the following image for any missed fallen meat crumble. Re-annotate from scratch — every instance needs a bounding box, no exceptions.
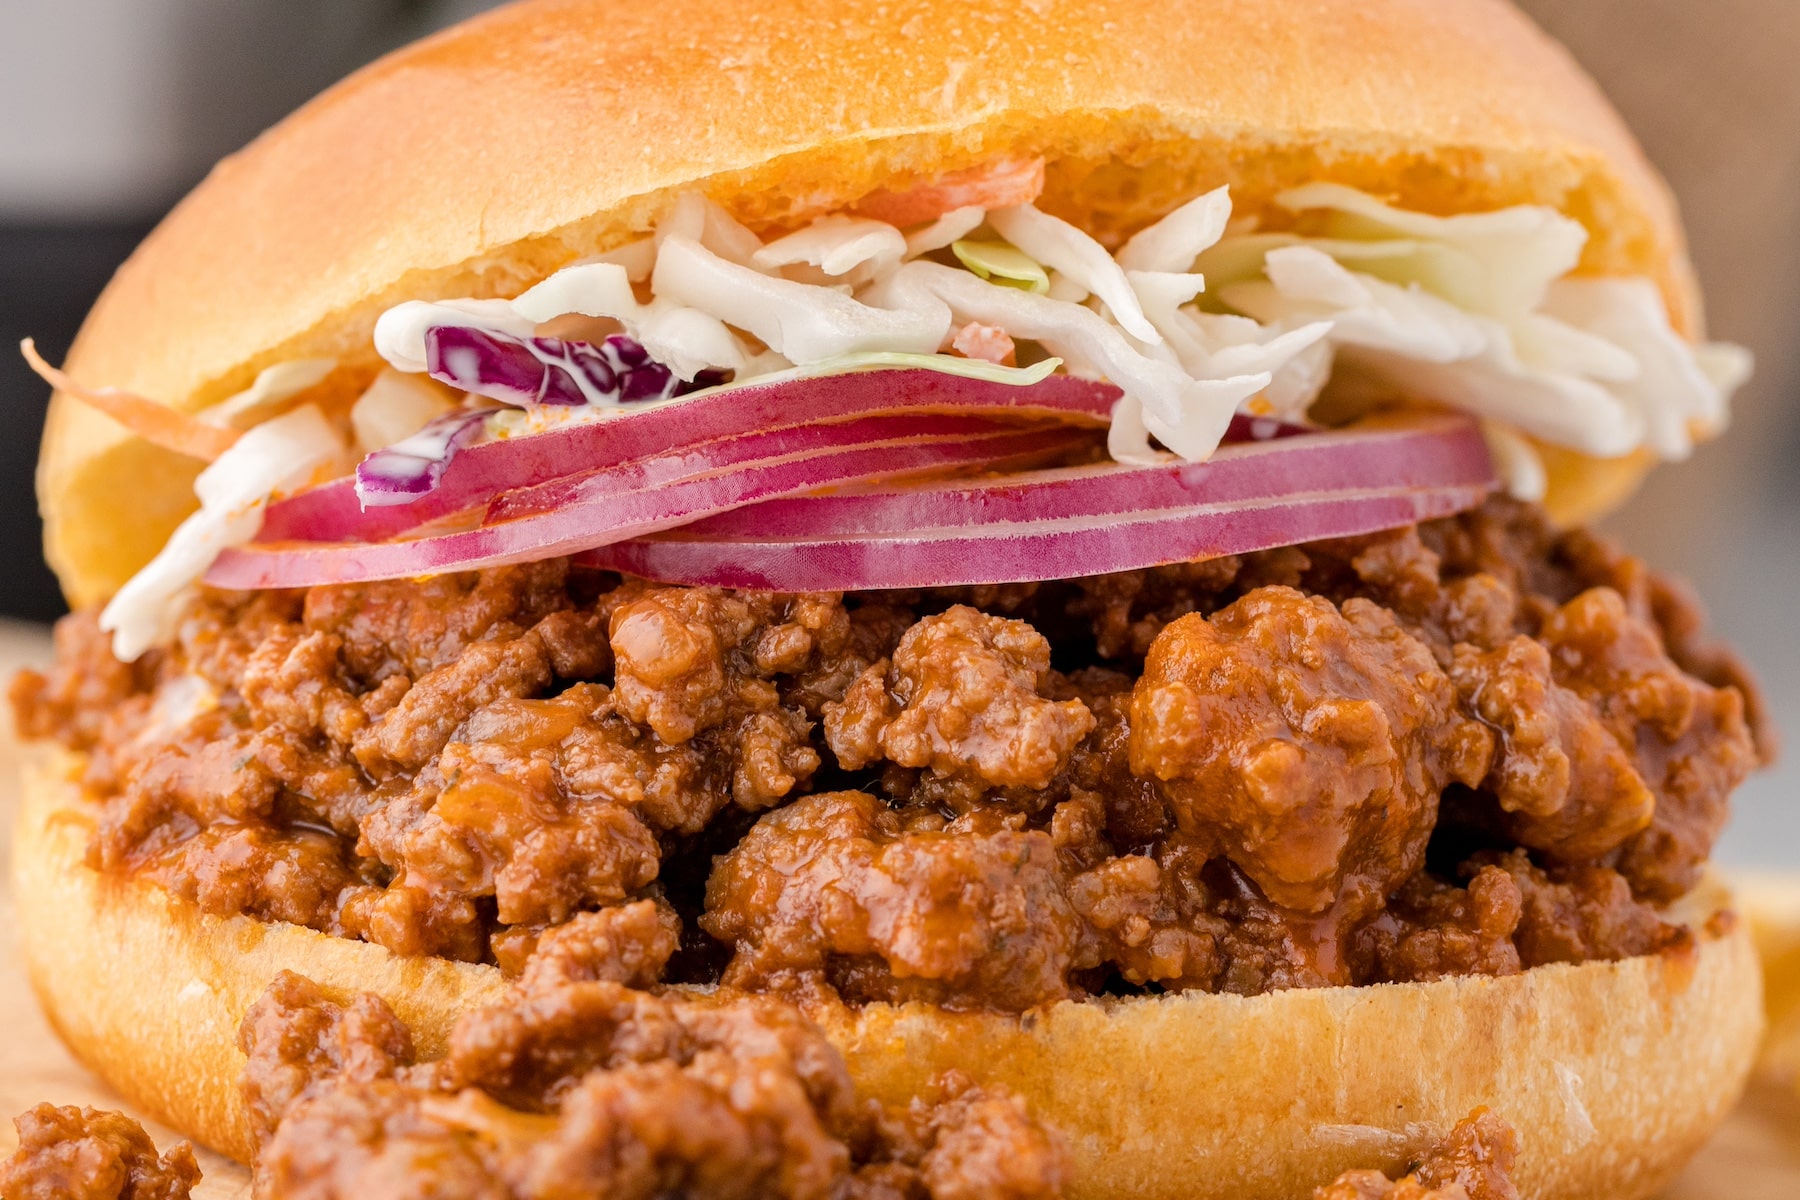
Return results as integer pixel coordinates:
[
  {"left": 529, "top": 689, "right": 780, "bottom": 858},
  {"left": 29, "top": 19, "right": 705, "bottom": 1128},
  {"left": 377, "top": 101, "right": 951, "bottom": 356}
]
[
  {"left": 0, "top": 1105, "right": 200, "bottom": 1200},
  {"left": 237, "top": 915, "right": 1065, "bottom": 1200},
  {"left": 13, "top": 497, "right": 1769, "bottom": 1010},
  {"left": 0, "top": 1041, "right": 1517, "bottom": 1200},
  {"left": 1312, "top": 1109, "right": 1519, "bottom": 1200}
]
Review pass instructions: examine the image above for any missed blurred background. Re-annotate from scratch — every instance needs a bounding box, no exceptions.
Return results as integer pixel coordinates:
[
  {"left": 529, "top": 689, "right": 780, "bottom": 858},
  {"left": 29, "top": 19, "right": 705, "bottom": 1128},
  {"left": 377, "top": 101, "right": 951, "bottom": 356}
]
[{"left": 0, "top": 0, "right": 1793, "bottom": 861}]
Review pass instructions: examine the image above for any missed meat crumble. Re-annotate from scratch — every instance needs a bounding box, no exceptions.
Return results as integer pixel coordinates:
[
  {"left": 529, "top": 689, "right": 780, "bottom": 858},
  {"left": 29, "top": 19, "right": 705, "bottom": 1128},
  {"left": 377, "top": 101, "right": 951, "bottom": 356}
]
[
  {"left": 1313, "top": 1108, "right": 1519, "bottom": 1200},
  {"left": 12, "top": 498, "right": 1766, "bottom": 1012},
  {"left": 238, "top": 921, "right": 1065, "bottom": 1200},
  {"left": 0, "top": 1105, "right": 201, "bottom": 1200}
]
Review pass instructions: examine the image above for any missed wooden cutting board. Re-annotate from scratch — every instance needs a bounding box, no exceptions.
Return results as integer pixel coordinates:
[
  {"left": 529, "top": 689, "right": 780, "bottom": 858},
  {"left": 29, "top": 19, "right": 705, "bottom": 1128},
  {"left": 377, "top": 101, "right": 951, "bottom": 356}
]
[{"left": 0, "top": 621, "right": 1793, "bottom": 1198}]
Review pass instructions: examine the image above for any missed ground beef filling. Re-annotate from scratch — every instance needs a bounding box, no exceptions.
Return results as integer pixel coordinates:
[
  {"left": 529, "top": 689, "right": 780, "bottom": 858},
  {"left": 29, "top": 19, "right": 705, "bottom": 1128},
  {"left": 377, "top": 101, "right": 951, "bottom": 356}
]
[
  {"left": 0, "top": 1105, "right": 201, "bottom": 1200},
  {"left": 12, "top": 498, "right": 1766, "bottom": 1011},
  {"left": 238, "top": 921, "right": 1064, "bottom": 1200}
]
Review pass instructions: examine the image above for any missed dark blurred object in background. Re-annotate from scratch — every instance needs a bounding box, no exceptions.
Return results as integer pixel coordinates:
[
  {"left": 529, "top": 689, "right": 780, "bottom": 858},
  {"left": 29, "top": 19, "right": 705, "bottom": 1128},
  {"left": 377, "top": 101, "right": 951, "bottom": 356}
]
[
  {"left": 0, "top": 224, "right": 149, "bottom": 619},
  {"left": 0, "top": 0, "right": 505, "bottom": 620},
  {"left": 1, "top": 0, "right": 1795, "bottom": 849}
]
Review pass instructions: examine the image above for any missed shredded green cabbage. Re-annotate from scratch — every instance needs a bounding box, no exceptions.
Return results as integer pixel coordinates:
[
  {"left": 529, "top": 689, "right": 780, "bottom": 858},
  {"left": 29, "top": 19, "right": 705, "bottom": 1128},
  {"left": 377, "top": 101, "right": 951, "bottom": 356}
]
[
  {"left": 692, "top": 351, "right": 1065, "bottom": 399},
  {"left": 480, "top": 353, "right": 1070, "bottom": 432},
  {"left": 951, "top": 240, "right": 1051, "bottom": 294}
]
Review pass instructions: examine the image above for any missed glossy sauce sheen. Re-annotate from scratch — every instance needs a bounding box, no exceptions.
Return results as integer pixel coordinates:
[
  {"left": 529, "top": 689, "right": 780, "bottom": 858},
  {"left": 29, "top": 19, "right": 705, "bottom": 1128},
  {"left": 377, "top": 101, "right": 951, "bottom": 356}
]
[
  {"left": 232, "top": 919, "right": 1065, "bottom": 1200},
  {"left": 11, "top": 498, "right": 1768, "bottom": 1011}
]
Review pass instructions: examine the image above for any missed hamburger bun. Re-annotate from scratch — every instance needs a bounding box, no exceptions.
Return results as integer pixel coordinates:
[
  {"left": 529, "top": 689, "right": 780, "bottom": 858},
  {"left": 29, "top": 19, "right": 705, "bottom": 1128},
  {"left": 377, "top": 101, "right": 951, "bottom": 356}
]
[
  {"left": 39, "top": 0, "right": 1700, "bottom": 610},
  {"left": 18, "top": 3, "right": 1762, "bottom": 1196},
  {"left": 15, "top": 753, "right": 1765, "bottom": 1200}
]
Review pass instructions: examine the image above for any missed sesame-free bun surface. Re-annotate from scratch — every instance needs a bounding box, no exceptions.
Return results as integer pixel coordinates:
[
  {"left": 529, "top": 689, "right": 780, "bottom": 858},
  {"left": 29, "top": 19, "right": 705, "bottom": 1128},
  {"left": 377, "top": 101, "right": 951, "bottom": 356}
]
[
  {"left": 14, "top": 754, "right": 1763, "bottom": 1198},
  {"left": 39, "top": 0, "right": 1695, "bottom": 609},
  {"left": 11, "top": 754, "right": 510, "bottom": 1164}
]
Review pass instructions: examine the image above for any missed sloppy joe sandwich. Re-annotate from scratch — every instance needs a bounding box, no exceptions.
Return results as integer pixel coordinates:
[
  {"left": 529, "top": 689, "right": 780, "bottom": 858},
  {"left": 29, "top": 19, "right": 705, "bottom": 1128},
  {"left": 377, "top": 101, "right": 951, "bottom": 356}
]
[{"left": 8, "top": 0, "right": 1773, "bottom": 1197}]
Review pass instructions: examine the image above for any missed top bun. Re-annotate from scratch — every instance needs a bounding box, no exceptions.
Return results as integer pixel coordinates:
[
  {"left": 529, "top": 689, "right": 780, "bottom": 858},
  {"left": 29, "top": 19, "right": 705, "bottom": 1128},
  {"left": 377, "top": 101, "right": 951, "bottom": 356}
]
[{"left": 39, "top": 0, "right": 1695, "bottom": 609}]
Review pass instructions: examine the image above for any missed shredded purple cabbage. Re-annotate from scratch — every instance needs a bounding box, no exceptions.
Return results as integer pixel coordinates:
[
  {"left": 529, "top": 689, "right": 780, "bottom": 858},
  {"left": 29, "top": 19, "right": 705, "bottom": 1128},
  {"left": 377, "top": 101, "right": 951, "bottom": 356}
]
[
  {"left": 425, "top": 327, "right": 727, "bottom": 410},
  {"left": 354, "top": 409, "right": 492, "bottom": 510},
  {"left": 356, "top": 329, "right": 731, "bottom": 510}
]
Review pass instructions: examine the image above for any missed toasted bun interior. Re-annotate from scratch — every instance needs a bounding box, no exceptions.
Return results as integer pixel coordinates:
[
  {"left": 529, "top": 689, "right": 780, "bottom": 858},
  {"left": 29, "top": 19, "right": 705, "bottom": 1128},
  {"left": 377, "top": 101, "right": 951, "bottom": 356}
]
[
  {"left": 13, "top": 755, "right": 1762, "bottom": 1199},
  {"left": 39, "top": 0, "right": 1695, "bottom": 608}
]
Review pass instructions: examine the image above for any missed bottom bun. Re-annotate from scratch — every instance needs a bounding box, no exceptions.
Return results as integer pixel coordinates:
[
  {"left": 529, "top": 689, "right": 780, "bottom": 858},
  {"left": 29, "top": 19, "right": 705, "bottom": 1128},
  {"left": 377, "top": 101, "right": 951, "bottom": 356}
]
[
  {"left": 14, "top": 754, "right": 1763, "bottom": 1199},
  {"left": 12, "top": 755, "right": 508, "bottom": 1164}
]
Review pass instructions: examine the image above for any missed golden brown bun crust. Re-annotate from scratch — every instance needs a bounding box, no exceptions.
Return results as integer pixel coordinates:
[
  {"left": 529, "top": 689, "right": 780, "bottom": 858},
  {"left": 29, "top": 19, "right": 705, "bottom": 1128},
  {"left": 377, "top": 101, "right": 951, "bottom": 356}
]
[
  {"left": 14, "top": 756, "right": 1762, "bottom": 1198},
  {"left": 11, "top": 755, "right": 509, "bottom": 1163},
  {"left": 826, "top": 930, "right": 1762, "bottom": 1200},
  {"left": 39, "top": 0, "right": 1693, "bottom": 608}
]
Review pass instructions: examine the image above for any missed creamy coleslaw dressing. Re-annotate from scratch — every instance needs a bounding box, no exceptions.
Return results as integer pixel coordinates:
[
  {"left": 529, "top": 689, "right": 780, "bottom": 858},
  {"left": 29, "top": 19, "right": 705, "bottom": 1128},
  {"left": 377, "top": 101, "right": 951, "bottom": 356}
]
[
  {"left": 102, "top": 405, "right": 348, "bottom": 659},
  {"left": 98, "top": 181, "right": 1750, "bottom": 660},
  {"left": 365, "top": 183, "right": 1746, "bottom": 473},
  {"left": 198, "top": 358, "right": 338, "bottom": 430}
]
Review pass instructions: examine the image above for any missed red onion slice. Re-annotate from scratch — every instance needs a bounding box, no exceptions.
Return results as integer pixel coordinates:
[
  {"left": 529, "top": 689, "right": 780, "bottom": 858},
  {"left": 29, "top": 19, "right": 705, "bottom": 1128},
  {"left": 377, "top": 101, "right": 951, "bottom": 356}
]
[
  {"left": 475, "top": 412, "right": 1065, "bottom": 523},
  {"left": 259, "top": 369, "right": 1119, "bottom": 545},
  {"left": 571, "top": 416, "right": 1495, "bottom": 590},
  {"left": 670, "top": 415, "right": 1481, "bottom": 540},
  {"left": 207, "top": 416, "right": 1087, "bottom": 590},
  {"left": 577, "top": 485, "right": 1492, "bottom": 590}
]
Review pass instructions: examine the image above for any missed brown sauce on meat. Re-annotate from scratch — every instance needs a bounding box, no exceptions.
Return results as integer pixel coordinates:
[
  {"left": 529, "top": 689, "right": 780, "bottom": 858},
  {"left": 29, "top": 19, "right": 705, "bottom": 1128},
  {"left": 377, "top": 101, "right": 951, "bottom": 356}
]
[
  {"left": 11, "top": 498, "right": 1765, "bottom": 1012},
  {"left": 0, "top": 1106, "right": 201, "bottom": 1200},
  {"left": 1129, "top": 588, "right": 1492, "bottom": 917},
  {"left": 1313, "top": 1108, "right": 1520, "bottom": 1200},
  {"left": 238, "top": 926, "right": 1065, "bottom": 1200}
]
